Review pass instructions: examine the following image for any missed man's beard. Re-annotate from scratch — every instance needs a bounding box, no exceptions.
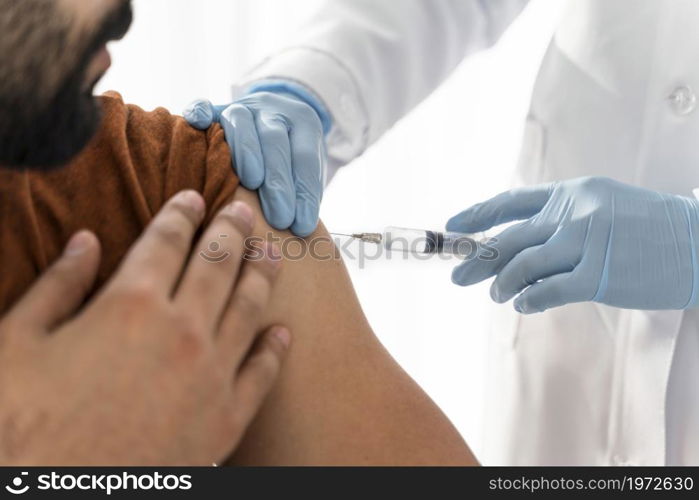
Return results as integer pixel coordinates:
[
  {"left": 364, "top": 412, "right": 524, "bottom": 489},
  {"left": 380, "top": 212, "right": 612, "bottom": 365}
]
[
  {"left": 0, "top": 74, "right": 102, "bottom": 169},
  {"left": 0, "top": 0, "right": 133, "bottom": 170}
]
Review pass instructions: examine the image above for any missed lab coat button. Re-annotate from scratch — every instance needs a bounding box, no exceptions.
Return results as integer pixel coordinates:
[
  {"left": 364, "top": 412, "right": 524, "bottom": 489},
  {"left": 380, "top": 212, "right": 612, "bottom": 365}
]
[{"left": 668, "top": 86, "right": 697, "bottom": 115}]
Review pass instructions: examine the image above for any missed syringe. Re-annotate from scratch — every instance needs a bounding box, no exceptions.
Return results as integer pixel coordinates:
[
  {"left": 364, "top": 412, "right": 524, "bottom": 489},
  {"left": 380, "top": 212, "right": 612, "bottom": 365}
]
[{"left": 331, "top": 226, "right": 487, "bottom": 257}]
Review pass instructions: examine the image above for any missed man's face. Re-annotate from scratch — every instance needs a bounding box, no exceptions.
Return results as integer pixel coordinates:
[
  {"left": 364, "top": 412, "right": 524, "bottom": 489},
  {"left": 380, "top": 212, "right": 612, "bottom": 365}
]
[{"left": 0, "top": 0, "right": 133, "bottom": 168}]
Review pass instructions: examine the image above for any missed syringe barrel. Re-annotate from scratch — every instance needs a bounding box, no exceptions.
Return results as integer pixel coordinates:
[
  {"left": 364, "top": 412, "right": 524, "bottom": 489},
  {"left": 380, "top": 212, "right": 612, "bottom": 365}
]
[{"left": 383, "top": 226, "right": 483, "bottom": 257}]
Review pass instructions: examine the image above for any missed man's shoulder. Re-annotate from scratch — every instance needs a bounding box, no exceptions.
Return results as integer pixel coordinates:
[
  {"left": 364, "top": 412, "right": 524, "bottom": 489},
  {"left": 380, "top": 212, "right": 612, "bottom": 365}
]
[
  {"left": 0, "top": 91, "right": 240, "bottom": 311},
  {"left": 95, "top": 91, "right": 199, "bottom": 159},
  {"left": 71, "top": 90, "right": 236, "bottom": 204}
]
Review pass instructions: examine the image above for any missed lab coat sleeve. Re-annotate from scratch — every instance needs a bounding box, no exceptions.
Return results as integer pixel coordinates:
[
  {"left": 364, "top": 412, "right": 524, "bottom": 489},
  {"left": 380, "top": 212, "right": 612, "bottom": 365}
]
[{"left": 238, "top": 0, "right": 529, "bottom": 173}]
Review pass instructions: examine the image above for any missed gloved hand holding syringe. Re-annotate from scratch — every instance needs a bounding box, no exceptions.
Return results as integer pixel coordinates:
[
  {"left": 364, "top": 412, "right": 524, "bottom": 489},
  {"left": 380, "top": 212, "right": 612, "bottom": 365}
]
[{"left": 331, "top": 227, "right": 494, "bottom": 258}]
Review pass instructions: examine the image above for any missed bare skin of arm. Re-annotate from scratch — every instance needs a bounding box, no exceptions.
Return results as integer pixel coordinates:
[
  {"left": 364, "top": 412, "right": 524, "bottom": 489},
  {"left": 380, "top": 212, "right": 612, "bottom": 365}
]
[{"left": 227, "top": 188, "right": 478, "bottom": 466}]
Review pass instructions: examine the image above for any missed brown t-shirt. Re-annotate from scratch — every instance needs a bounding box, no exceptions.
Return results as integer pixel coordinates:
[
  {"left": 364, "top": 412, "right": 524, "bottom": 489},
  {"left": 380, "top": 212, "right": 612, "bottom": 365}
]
[{"left": 0, "top": 91, "right": 239, "bottom": 311}]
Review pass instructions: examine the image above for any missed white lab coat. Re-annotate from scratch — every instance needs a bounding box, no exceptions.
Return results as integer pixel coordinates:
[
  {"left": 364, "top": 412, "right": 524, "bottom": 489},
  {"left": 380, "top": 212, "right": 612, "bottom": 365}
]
[{"left": 241, "top": 0, "right": 699, "bottom": 465}]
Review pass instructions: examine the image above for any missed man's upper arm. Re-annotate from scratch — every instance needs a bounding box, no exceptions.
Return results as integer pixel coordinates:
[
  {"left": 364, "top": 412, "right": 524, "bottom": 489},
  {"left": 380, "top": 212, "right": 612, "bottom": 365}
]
[{"left": 228, "top": 188, "right": 477, "bottom": 465}]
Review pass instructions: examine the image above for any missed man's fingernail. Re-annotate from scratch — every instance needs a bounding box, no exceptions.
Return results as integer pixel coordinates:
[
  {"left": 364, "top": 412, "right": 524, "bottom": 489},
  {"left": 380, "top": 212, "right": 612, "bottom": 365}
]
[
  {"left": 272, "top": 327, "right": 291, "bottom": 348},
  {"left": 64, "top": 231, "right": 94, "bottom": 256},
  {"left": 229, "top": 201, "right": 254, "bottom": 231},
  {"left": 177, "top": 190, "right": 205, "bottom": 214}
]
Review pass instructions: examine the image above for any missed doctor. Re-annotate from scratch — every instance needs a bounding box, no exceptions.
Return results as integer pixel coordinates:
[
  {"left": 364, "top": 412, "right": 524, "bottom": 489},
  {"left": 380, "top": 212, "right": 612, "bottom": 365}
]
[{"left": 185, "top": 0, "right": 699, "bottom": 465}]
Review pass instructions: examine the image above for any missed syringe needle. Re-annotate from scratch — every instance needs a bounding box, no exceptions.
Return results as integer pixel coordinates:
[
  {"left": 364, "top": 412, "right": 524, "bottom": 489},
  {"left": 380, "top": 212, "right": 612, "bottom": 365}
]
[{"left": 330, "top": 232, "right": 383, "bottom": 244}]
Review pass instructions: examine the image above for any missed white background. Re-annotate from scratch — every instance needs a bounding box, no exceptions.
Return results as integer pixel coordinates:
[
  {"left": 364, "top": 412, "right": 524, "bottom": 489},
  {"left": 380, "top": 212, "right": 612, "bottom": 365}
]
[{"left": 98, "top": 0, "right": 565, "bottom": 460}]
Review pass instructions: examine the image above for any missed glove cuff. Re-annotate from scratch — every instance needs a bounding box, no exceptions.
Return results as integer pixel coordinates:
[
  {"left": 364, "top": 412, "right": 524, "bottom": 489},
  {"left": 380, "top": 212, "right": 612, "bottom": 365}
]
[
  {"left": 241, "top": 79, "right": 333, "bottom": 136},
  {"left": 678, "top": 195, "right": 699, "bottom": 308}
]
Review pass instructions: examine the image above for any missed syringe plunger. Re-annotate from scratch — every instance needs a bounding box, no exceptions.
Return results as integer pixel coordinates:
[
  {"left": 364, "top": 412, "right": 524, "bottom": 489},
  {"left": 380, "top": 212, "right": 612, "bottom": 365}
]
[{"left": 382, "top": 226, "right": 483, "bottom": 256}]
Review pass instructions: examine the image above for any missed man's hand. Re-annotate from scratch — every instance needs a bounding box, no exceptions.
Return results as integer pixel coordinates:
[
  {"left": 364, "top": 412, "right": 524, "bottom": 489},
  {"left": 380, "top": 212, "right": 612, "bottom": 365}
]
[
  {"left": 447, "top": 177, "right": 699, "bottom": 313},
  {"left": 184, "top": 88, "right": 328, "bottom": 238},
  {"left": 0, "top": 191, "right": 290, "bottom": 465}
]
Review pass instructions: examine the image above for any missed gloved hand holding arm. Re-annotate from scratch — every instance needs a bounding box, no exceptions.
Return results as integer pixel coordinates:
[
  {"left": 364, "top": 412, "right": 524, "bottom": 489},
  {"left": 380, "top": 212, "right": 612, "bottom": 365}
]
[
  {"left": 185, "top": 0, "right": 529, "bottom": 237},
  {"left": 184, "top": 81, "right": 330, "bottom": 237},
  {"left": 448, "top": 176, "right": 699, "bottom": 313}
]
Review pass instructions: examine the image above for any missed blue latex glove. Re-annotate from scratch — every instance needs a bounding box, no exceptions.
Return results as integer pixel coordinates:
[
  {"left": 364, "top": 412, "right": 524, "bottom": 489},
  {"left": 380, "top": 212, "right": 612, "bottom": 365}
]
[
  {"left": 447, "top": 177, "right": 699, "bottom": 314},
  {"left": 183, "top": 81, "right": 331, "bottom": 237}
]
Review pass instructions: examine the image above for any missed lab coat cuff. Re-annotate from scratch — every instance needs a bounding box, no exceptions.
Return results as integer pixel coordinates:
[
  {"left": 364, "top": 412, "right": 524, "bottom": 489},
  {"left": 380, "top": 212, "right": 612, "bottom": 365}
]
[
  {"left": 683, "top": 194, "right": 699, "bottom": 308},
  {"left": 236, "top": 47, "right": 370, "bottom": 173}
]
